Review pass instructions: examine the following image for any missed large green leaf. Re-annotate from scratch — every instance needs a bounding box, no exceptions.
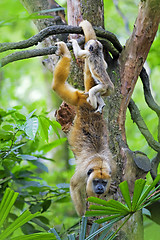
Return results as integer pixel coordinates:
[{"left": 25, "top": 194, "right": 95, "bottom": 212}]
[
  {"left": 0, "top": 210, "right": 39, "bottom": 240},
  {"left": 79, "top": 217, "right": 87, "bottom": 240},
  {"left": 87, "top": 198, "right": 129, "bottom": 216},
  {"left": 11, "top": 233, "right": 56, "bottom": 240},
  {"left": 137, "top": 174, "right": 160, "bottom": 208},
  {"left": 119, "top": 181, "right": 131, "bottom": 210},
  {"left": 0, "top": 188, "right": 19, "bottom": 227},
  {"left": 131, "top": 178, "right": 146, "bottom": 211}
]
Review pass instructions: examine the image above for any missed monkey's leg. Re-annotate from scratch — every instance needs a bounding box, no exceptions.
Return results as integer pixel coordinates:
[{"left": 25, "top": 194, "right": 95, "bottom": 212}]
[
  {"left": 87, "top": 83, "right": 105, "bottom": 110},
  {"left": 52, "top": 42, "right": 86, "bottom": 106},
  {"left": 70, "top": 173, "right": 86, "bottom": 216}
]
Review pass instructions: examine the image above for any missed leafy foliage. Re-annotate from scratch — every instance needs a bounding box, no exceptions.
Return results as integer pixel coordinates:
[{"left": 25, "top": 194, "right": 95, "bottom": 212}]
[
  {"left": 0, "top": 106, "right": 69, "bottom": 236},
  {"left": 0, "top": 0, "right": 160, "bottom": 239},
  {"left": 0, "top": 188, "right": 56, "bottom": 240},
  {"left": 85, "top": 175, "right": 160, "bottom": 239}
]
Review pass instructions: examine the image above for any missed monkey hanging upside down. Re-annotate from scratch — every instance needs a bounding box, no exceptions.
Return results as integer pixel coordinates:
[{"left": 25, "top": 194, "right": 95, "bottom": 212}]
[{"left": 52, "top": 20, "right": 115, "bottom": 216}]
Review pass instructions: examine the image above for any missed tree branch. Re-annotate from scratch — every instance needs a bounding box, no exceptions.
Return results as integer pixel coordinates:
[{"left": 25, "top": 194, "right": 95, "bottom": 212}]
[
  {"left": 140, "top": 67, "right": 160, "bottom": 116},
  {"left": 0, "top": 46, "right": 56, "bottom": 67},
  {"left": 118, "top": 0, "right": 160, "bottom": 138},
  {"left": 0, "top": 25, "right": 122, "bottom": 53},
  {"left": 128, "top": 99, "right": 160, "bottom": 153},
  {"left": 0, "top": 29, "right": 121, "bottom": 67},
  {"left": 140, "top": 67, "right": 160, "bottom": 143}
]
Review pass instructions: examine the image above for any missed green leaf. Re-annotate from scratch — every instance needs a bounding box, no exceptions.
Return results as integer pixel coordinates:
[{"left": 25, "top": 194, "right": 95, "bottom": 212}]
[
  {"left": 89, "top": 222, "right": 99, "bottom": 237},
  {"left": 0, "top": 210, "right": 39, "bottom": 240},
  {"left": 0, "top": 176, "right": 12, "bottom": 185},
  {"left": 119, "top": 181, "right": 132, "bottom": 210},
  {"left": 87, "top": 196, "right": 110, "bottom": 206},
  {"left": 15, "top": 112, "right": 26, "bottom": 121},
  {"left": 87, "top": 198, "right": 129, "bottom": 215},
  {"left": 31, "top": 160, "right": 48, "bottom": 172},
  {"left": 67, "top": 233, "right": 76, "bottom": 240},
  {"left": 39, "top": 138, "right": 67, "bottom": 153},
  {"left": 38, "top": 116, "right": 50, "bottom": 141},
  {"left": 41, "top": 200, "right": 51, "bottom": 213},
  {"left": 49, "top": 120, "right": 61, "bottom": 138},
  {"left": 2, "top": 124, "right": 14, "bottom": 131},
  {"left": 24, "top": 117, "right": 39, "bottom": 140},
  {"left": 0, "top": 188, "right": 19, "bottom": 227},
  {"left": 79, "top": 216, "right": 87, "bottom": 240},
  {"left": 131, "top": 178, "right": 146, "bottom": 211},
  {"left": 26, "top": 109, "right": 37, "bottom": 120},
  {"left": 95, "top": 215, "right": 123, "bottom": 224},
  {"left": 85, "top": 217, "right": 121, "bottom": 240},
  {"left": 0, "top": 129, "right": 13, "bottom": 141},
  {"left": 49, "top": 228, "right": 61, "bottom": 240},
  {"left": 137, "top": 174, "right": 160, "bottom": 207},
  {"left": 31, "top": 217, "right": 50, "bottom": 231},
  {"left": 11, "top": 233, "right": 56, "bottom": 240}
]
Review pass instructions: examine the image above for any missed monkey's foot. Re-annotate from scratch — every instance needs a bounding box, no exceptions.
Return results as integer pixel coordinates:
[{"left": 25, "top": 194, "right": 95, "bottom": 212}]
[
  {"left": 95, "top": 95, "right": 105, "bottom": 113},
  {"left": 95, "top": 102, "right": 105, "bottom": 114}
]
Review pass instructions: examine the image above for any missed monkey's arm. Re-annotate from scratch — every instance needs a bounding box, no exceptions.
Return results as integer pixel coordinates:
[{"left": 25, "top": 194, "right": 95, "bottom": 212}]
[
  {"left": 70, "top": 173, "right": 86, "bottom": 216},
  {"left": 70, "top": 39, "right": 89, "bottom": 59},
  {"left": 52, "top": 42, "right": 86, "bottom": 106}
]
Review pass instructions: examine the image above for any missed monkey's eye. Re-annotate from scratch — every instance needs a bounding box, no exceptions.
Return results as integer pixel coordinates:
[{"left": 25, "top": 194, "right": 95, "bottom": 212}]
[
  {"left": 102, "top": 180, "right": 108, "bottom": 186},
  {"left": 87, "top": 169, "right": 94, "bottom": 176},
  {"left": 89, "top": 45, "right": 94, "bottom": 52}
]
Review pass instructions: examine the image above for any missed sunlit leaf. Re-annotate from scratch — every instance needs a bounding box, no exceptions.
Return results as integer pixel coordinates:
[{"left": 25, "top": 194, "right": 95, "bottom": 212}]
[
  {"left": 0, "top": 210, "right": 39, "bottom": 240},
  {"left": 0, "top": 188, "right": 19, "bottom": 227},
  {"left": 38, "top": 116, "right": 50, "bottom": 141},
  {"left": 24, "top": 117, "right": 39, "bottom": 140}
]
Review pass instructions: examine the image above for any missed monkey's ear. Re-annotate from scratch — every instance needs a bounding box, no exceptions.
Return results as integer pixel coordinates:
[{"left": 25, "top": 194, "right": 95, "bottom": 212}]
[{"left": 87, "top": 168, "right": 94, "bottom": 176}]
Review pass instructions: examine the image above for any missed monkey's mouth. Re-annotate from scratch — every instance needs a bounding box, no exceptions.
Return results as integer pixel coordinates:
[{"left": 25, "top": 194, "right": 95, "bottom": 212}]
[{"left": 95, "top": 188, "right": 105, "bottom": 195}]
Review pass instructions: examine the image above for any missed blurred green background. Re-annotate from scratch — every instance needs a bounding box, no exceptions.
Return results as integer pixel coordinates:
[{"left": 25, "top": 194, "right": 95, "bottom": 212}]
[{"left": 0, "top": 0, "right": 160, "bottom": 239}]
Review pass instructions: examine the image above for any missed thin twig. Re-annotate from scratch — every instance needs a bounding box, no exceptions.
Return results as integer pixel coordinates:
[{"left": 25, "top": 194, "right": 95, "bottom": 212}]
[
  {"left": 128, "top": 99, "right": 160, "bottom": 152},
  {"left": 113, "top": 0, "right": 130, "bottom": 35}
]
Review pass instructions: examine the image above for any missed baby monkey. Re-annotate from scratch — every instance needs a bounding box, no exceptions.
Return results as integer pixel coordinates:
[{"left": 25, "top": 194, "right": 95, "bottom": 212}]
[{"left": 70, "top": 20, "right": 114, "bottom": 113}]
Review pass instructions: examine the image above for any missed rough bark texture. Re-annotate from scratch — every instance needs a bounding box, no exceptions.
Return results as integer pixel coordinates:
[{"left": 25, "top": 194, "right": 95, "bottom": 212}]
[
  {"left": 119, "top": 0, "right": 160, "bottom": 140},
  {"left": 20, "top": 0, "right": 160, "bottom": 239}
]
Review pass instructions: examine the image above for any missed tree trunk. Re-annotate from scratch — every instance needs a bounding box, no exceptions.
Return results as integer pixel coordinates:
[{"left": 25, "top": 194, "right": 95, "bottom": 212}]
[{"left": 20, "top": 0, "right": 160, "bottom": 239}]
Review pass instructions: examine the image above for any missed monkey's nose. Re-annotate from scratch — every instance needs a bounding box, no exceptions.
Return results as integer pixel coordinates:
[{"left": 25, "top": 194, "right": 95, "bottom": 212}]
[{"left": 95, "top": 185, "right": 104, "bottom": 194}]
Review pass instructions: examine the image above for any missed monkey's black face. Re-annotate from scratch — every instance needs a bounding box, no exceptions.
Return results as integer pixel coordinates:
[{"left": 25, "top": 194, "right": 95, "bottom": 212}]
[
  {"left": 86, "top": 167, "right": 111, "bottom": 197},
  {"left": 92, "top": 179, "right": 108, "bottom": 195}
]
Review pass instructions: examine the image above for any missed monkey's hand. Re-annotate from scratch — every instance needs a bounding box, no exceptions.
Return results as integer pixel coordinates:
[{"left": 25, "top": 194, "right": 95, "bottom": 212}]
[
  {"left": 55, "top": 41, "right": 71, "bottom": 58},
  {"left": 70, "top": 39, "right": 89, "bottom": 59}
]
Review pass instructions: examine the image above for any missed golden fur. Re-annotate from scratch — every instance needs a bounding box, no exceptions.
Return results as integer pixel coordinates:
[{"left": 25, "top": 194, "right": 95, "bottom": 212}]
[{"left": 52, "top": 21, "right": 115, "bottom": 216}]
